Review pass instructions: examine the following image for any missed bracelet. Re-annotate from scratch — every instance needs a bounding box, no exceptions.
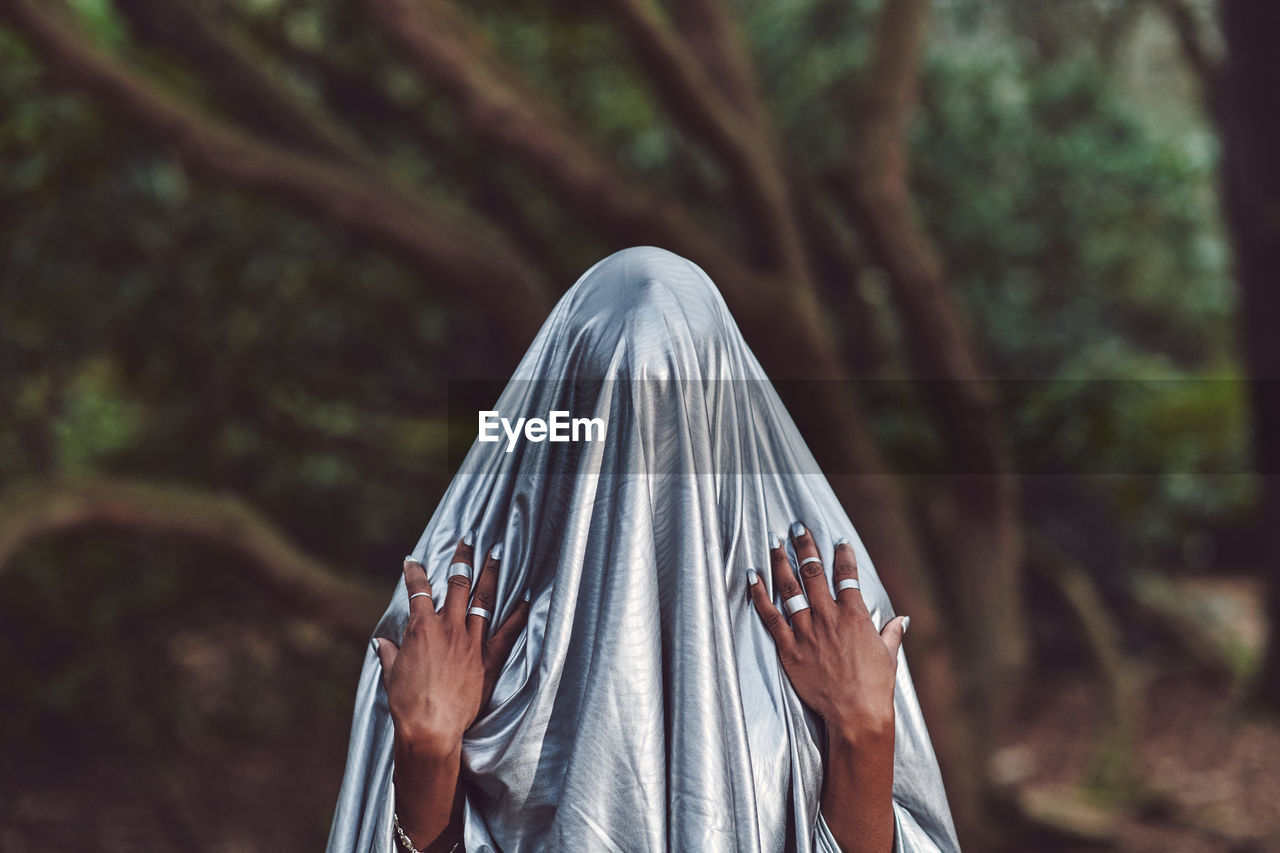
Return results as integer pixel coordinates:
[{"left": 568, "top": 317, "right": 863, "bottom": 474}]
[{"left": 393, "top": 812, "right": 461, "bottom": 853}]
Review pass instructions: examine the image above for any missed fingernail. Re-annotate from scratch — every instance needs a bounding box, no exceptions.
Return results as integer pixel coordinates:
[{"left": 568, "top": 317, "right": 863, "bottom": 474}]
[
  {"left": 463, "top": 529, "right": 476, "bottom": 547},
  {"left": 490, "top": 541, "right": 504, "bottom": 561},
  {"left": 404, "top": 554, "right": 421, "bottom": 564},
  {"left": 834, "top": 538, "right": 851, "bottom": 547},
  {"left": 371, "top": 638, "right": 380, "bottom": 652},
  {"left": 790, "top": 521, "right": 807, "bottom": 539},
  {"left": 523, "top": 587, "right": 531, "bottom": 602},
  {"left": 769, "top": 533, "right": 781, "bottom": 550},
  {"left": 747, "top": 569, "right": 759, "bottom": 586},
  {"left": 902, "top": 615, "right": 911, "bottom": 635}
]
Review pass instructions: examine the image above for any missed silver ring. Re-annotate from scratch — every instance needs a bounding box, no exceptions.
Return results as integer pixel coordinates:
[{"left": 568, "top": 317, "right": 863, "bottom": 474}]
[
  {"left": 408, "top": 591, "right": 432, "bottom": 602},
  {"left": 783, "top": 594, "right": 810, "bottom": 616},
  {"left": 467, "top": 606, "right": 493, "bottom": 621},
  {"left": 837, "top": 579, "right": 862, "bottom": 593},
  {"left": 798, "top": 556, "right": 823, "bottom": 569},
  {"left": 448, "top": 561, "right": 471, "bottom": 581}
]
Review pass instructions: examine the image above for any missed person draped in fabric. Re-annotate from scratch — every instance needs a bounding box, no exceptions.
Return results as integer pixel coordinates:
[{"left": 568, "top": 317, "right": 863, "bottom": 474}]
[{"left": 327, "top": 247, "right": 960, "bottom": 853}]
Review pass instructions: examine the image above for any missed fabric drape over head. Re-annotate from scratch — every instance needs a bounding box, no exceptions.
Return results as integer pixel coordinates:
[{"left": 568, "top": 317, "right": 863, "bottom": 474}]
[{"left": 327, "top": 246, "right": 960, "bottom": 852}]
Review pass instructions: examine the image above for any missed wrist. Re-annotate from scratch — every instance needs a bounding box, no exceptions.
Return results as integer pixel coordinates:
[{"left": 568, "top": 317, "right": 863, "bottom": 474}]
[
  {"left": 392, "top": 737, "right": 463, "bottom": 852},
  {"left": 826, "top": 706, "right": 895, "bottom": 750},
  {"left": 393, "top": 721, "right": 465, "bottom": 763}
]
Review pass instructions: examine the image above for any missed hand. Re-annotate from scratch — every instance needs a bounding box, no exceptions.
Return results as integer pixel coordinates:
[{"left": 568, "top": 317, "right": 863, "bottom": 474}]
[
  {"left": 747, "top": 522, "right": 907, "bottom": 742},
  {"left": 374, "top": 534, "right": 531, "bottom": 851},
  {"left": 375, "top": 534, "right": 531, "bottom": 754}
]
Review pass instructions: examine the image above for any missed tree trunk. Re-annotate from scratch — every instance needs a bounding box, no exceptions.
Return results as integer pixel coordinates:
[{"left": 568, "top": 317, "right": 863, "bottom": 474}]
[{"left": 1216, "top": 0, "right": 1280, "bottom": 709}]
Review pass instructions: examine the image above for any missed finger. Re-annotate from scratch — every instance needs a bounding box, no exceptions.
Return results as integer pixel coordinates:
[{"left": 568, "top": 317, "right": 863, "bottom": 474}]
[
  {"left": 769, "top": 533, "right": 811, "bottom": 632},
  {"left": 880, "top": 615, "right": 909, "bottom": 661},
  {"left": 442, "top": 530, "right": 477, "bottom": 625},
  {"left": 468, "top": 541, "right": 504, "bottom": 641},
  {"left": 403, "top": 556, "right": 434, "bottom": 618},
  {"left": 747, "top": 569, "right": 796, "bottom": 654},
  {"left": 372, "top": 637, "right": 399, "bottom": 689},
  {"left": 832, "top": 538, "right": 868, "bottom": 614},
  {"left": 788, "top": 521, "right": 835, "bottom": 616},
  {"left": 485, "top": 590, "right": 531, "bottom": 671}
]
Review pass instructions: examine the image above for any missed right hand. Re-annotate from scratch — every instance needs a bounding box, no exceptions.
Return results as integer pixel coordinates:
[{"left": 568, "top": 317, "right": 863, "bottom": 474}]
[
  {"left": 374, "top": 533, "right": 531, "bottom": 753},
  {"left": 747, "top": 523, "right": 906, "bottom": 743}
]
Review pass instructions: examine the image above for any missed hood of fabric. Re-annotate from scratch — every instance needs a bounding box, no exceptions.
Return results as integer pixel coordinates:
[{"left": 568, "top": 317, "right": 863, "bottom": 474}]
[{"left": 327, "top": 246, "right": 959, "bottom": 853}]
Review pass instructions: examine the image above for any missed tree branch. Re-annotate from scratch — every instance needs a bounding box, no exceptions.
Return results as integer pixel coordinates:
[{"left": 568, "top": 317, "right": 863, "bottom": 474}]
[
  {"left": 849, "top": 0, "right": 931, "bottom": 199},
  {"left": 0, "top": 479, "right": 387, "bottom": 643},
  {"left": 356, "top": 0, "right": 759, "bottom": 290},
  {"left": 110, "top": 0, "right": 372, "bottom": 168},
  {"left": 0, "top": 0, "right": 553, "bottom": 348},
  {"left": 836, "top": 0, "right": 1027, "bottom": 735},
  {"left": 1149, "top": 0, "right": 1222, "bottom": 93},
  {"left": 596, "top": 0, "right": 809, "bottom": 278},
  {"left": 841, "top": 0, "right": 997, "bottom": 432},
  {"left": 667, "top": 0, "right": 769, "bottom": 127},
  {"left": 1028, "top": 535, "right": 1141, "bottom": 794}
]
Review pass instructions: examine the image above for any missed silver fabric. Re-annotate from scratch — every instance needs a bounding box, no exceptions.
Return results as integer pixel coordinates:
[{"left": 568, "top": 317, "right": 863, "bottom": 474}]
[{"left": 327, "top": 247, "right": 960, "bottom": 852}]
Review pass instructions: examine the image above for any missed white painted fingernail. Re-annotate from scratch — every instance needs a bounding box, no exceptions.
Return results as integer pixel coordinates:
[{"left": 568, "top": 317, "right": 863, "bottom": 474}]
[
  {"left": 490, "top": 541, "right": 504, "bottom": 561},
  {"left": 404, "top": 554, "right": 421, "bottom": 565},
  {"left": 790, "top": 521, "right": 807, "bottom": 539},
  {"left": 463, "top": 529, "right": 476, "bottom": 547},
  {"left": 747, "top": 569, "right": 759, "bottom": 586},
  {"left": 371, "top": 638, "right": 380, "bottom": 653},
  {"left": 834, "top": 538, "right": 851, "bottom": 547},
  {"left": 902, "top": 615, "right": 911, "bottom": 635},
  {"left": 523, "top": 587, "right": 531, "bottom": 602},
  {"left": 769, "top": 533, "right": 781, "bottom": 550}
]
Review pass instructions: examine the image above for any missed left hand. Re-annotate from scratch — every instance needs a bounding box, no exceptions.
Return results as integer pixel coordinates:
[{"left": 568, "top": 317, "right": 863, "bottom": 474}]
[
  {"left": 747, "top": 522, "right": 907, "bottom": 741},
  {"left": 375, "top": 535, "right": 530, "bottom": 753}
]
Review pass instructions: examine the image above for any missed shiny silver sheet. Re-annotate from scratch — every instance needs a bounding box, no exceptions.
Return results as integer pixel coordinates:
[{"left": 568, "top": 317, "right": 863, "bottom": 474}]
[{"left": 327, "top": 247, "right": 960, "bottom": 852}]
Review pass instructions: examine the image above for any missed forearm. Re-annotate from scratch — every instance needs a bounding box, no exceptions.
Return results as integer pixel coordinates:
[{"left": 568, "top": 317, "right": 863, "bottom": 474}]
[
  {"left": 820, "top": 718, "right": 896, "bottom": 853},
  {"left": 392, "top": 734, "right": 466, "bottom": 853}
]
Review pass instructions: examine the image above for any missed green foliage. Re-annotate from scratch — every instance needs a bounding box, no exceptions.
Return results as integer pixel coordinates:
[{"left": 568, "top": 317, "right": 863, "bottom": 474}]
[
  {"left": 0, "top": 24, "right": 455, "bottom": 571},
  {"left": 909, "top": 40, "right": 1250, "bottom": 561}
]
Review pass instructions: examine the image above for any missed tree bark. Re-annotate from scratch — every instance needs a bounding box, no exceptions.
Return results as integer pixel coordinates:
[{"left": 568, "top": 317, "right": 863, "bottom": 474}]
[{"left": 1216, "top": 0, "right": 1280, "bottom": 709}]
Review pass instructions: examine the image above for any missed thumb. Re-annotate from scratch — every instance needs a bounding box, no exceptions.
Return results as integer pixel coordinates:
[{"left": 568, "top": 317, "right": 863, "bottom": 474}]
[
  {"left": 372, "top": 637, "right": 399, "bottom": 685},
  {"left": 879, "top": 615, "right": 909, "bottom": 660}
]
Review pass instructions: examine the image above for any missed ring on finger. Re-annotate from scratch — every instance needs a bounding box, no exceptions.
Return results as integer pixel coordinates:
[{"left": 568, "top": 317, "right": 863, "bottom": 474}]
[
  {"left": 837, "top": 579, "right": 862, "bottom": 593},
  {"left": 408, "top": 591, "right": 432, "bottom": 602},
  {"left": 798, "top": 556, "right": 823, "bottom": 570},
  {"left": 467, "top": 606, "right": 493, "bottom": 621},
  {"left": 448, "top": 561, "right": 472, "bottom": 581},
  {"left": 783, "top": 594, "right": 810, "bottom": 616}
]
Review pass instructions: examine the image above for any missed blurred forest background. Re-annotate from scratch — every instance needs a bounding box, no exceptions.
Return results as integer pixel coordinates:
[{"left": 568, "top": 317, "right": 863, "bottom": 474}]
[{"left": 2, "top": 0, "right": 1278, "bottom": 850}]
